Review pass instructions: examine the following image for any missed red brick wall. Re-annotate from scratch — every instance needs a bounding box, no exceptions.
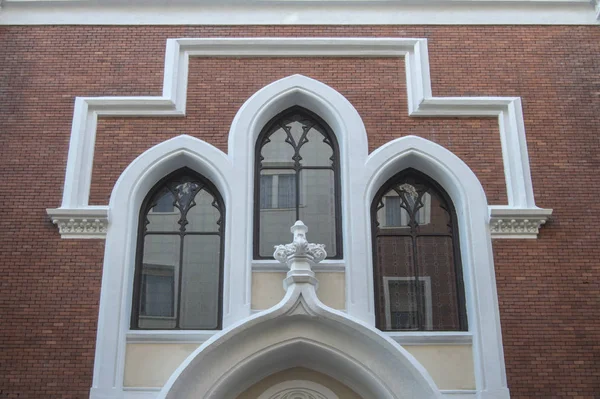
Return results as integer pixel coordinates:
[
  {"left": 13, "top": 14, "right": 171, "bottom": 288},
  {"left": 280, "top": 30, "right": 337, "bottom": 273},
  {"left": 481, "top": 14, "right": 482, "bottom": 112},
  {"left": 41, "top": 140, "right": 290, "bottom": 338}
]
[{"left": 0, "top": 26, "right": 599, "bottom": 398}]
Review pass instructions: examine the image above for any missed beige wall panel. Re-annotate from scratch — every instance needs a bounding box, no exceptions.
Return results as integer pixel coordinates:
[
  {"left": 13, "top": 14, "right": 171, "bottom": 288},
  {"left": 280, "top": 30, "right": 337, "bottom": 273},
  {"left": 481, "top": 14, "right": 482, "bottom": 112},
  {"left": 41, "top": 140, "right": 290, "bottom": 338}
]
[
  {"left": 124, "top": 343, "right": 199, "bottom": 387},
  {"left": 237, "top": 367, "right": 362, "bottom": 399},
  {"left": 252, "top": 272, "right": 345, "bottom": 310},
  {"left": 124, "top": 344, "right": 473, "bottom": 390},
  {"left": 405, "top": 345, "right": 475, "bottom": 390}
]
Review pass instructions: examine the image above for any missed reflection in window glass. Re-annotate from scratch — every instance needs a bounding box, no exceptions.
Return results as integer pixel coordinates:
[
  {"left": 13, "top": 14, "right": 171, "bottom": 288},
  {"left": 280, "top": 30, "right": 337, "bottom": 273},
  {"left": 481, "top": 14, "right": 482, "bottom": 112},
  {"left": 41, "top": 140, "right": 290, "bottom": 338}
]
[
  {"left": 255, "top": 107, "right": 341, "bottom": 258},
  {"left": 132, "top": 169, "right": 224, "bottom": 330},
  {"left": 372, "top": 169, "right": 466, "bottom": 331}
]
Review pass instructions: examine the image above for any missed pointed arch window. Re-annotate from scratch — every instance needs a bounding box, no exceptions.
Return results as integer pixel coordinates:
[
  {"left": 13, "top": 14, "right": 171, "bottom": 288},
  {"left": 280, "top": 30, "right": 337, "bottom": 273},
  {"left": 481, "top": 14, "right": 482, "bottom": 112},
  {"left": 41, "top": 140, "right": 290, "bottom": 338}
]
[
  {"left": 371, "top": 169, "right": 467, "bottom": 331},
  {"left": 254, "top": 106, "right": 342, "bottom": 259},
  {"left": 131, "top": 168, "right": 225, "bottom": 330}
]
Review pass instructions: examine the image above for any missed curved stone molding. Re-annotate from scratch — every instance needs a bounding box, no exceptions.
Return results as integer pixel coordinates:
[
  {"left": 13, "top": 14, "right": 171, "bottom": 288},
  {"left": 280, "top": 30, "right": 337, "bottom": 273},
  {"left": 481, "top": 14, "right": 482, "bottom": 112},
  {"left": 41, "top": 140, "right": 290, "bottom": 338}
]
[
  {"left": 46, "top": 207, "right": 108, "bottom": 239},
  {"left": 489, "top": 207, "right": 552, "bottom": 239},
  {"left": 258, "top": 380, "right": 339, "bottom": 399},
  {"left": 158, "top": 223, "right": 442, "bottom": 399}
]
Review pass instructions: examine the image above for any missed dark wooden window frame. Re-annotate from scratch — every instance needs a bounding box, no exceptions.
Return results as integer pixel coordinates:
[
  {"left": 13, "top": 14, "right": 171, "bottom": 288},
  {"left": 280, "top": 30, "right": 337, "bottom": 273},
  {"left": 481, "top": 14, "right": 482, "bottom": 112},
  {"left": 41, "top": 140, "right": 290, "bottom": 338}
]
[
  {"left": 253, "top": 106, "right": 343, "bottom": 259},
  {"left": 370, "top": 168, "right": 467, "bottom": 331},
  {"left": 131, "top": 167, "right": 225, "bottom": 330}
]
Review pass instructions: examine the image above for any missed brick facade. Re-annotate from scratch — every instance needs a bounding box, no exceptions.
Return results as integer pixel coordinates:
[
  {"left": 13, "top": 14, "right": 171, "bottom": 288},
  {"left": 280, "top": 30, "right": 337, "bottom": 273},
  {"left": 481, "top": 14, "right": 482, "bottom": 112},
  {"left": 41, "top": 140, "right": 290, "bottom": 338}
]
[{"left": 1, "top": 26, "right": 599, "bottom": 398}]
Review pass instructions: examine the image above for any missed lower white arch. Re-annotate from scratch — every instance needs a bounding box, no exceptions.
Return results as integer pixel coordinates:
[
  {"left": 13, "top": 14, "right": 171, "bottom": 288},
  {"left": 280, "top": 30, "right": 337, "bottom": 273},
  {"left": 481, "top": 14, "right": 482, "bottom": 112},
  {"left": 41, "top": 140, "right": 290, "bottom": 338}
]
[
  {"left": 257, "top": 380, "right": 340, "bottom": 399},
  {"left": 159, "top": 283, "right": 441, "bottom": 399}
]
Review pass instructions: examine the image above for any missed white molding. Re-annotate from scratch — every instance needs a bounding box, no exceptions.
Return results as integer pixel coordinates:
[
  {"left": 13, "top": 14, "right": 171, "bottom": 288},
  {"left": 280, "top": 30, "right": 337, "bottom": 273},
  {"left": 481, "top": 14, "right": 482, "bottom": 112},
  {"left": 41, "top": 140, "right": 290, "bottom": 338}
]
[
  {"left": 46, "top": 207, "right": 108, "bottom": 239},
  {"left": 52, "top": 37, "right": 549, "bottom": 239},
  {"left": 126, "top": 330, "right": 215, "bottom": 344},
  {"left": 489, "top": 207, "right": 552, "bottom": 239},
  {"left": 1, "top": 0, "right": 598, "bottom": 25},
  {"left": 386, "top": 331, "right": 473, "bottom": 345}
]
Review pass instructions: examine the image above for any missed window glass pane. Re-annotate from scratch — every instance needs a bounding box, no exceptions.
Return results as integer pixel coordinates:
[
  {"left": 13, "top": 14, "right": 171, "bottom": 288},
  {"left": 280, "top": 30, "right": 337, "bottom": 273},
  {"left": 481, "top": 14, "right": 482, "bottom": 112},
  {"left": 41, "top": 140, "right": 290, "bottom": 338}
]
[
  {"left": 416, "top": 191, "right": 448, "bottom": 235},
  {"left": 147, "top": 190, "right": 180, "bottom": 232},
  {"left": 261, "top": 127, "right": 295, "bottom": 164},
  {"left": 375, "top": 236, "right": 415, "bottom": 330},
  {"left": 372, "top": 170, "right": 465, "bottom": 332},
  {"left": 260, "top": 175, "right": 273, "bottom": 209},
  {"left": 186, "top": 189, "right": 221, "bottom": 233},
  {"left": 180, "top": 235, "right": 221, "bottom": 329},
  {"left": 298, "top": 127, "right": 334, "bottom": 167},
  {"left": 416, "top": 236, "right": 459, "bottom": 330},
  {"left": 138, "top": 235, "right": 180, "bottom": 329},
  {"left": 277, "top": 174, "right": 296, "bottom": 209},
  {"left": 298, "top": 169, "right": 336, "bottom": 256},
  {"left": 258, "top": 172, "right": 297, "bottom": 257},
  {"left": 141, "top": 266, "right": 174, "bottom": 317}
]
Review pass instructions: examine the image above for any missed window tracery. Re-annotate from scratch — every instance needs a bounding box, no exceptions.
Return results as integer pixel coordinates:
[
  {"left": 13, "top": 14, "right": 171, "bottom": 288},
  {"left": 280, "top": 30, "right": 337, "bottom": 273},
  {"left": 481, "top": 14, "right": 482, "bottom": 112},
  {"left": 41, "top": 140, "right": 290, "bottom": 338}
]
[
  {"left": 371, "top": 169, "right": 467, "bottom": 331},
  {"left": 131, "top": 168, "right": 225, "bottom": 330},
  {"left": 254, "top": 106, "right": 342, "bottom": 259}
]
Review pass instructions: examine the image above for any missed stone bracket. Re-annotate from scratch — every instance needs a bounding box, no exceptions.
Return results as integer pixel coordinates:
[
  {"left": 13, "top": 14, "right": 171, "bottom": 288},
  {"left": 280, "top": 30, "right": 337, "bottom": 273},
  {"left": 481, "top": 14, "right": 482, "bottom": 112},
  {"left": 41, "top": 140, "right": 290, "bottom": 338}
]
[
  {"left": 489, "top": 207, "right": 552, "bottom": 239},
  {"left": 46, "top": 207, "right": 109, "bottom": 239}
]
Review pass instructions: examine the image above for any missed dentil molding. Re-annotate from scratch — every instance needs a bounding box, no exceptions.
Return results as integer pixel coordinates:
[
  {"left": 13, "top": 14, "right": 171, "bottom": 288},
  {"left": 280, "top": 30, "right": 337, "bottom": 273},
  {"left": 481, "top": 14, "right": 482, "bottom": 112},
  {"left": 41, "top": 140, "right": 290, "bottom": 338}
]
[
  {"left": 489, "top": 207, "right": 552, "bottom": 239},
  {"left": 46, "top": 207, "right": 108, "bottom": 239}
]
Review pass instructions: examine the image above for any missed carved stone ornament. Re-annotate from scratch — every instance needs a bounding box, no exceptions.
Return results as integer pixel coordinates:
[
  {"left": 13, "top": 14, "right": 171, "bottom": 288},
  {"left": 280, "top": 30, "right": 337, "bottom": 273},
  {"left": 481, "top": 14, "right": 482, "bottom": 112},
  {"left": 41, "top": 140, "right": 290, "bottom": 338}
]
[
  {"left": 273, "top": 221, "right": 327, "bottom": 265},
  {"left": 489, "top": 208, "right": 552, "bottom": 239},
  {"left": 46, "top": 208, "right": 108, "bottom": 239}
]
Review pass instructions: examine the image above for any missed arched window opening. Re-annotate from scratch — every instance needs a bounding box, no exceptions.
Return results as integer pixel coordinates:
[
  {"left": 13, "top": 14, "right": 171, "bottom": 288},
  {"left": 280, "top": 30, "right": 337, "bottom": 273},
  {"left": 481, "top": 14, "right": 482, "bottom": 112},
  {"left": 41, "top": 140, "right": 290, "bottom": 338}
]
[
  {"left": 254, "top": 106, "right": 342, "bottom": 259},
  {"left": 131, "top": 168, "right": 225, "bottom": 330},
  {"left": 371, "top": 169, "right": 467, "bottom": 331}
]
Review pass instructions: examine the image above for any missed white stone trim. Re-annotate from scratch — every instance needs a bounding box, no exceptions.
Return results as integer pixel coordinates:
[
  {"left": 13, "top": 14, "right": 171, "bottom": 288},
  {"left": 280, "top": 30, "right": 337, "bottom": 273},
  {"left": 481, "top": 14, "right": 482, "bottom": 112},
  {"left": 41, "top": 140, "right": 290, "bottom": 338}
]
[
  {"left": 51, "top": 37, "right": 550, "bottom": 241},
  {"left": 387, "top": 331, "right": 473, "bottom": 346},
  {"left": 46, "top": 207, "right": 108, "bottom": 239},
  {"left": 489, "top": 207, "right": 552, "bottom": 239},
  {"left": 1, "top": 0, "right": 598, "bottom": 25}
]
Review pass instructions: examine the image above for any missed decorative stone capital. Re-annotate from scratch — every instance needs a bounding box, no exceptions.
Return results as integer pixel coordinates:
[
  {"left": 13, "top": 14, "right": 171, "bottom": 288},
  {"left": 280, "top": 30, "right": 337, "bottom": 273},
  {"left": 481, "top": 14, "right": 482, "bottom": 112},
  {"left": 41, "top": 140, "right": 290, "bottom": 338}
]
[
  {"left": 46, "top": 207, "right": 109, "bottom": 239},
  {"left": 489, "top": 207, "right": 552, "bottom": 239},
  {"left": 274, "top": 221, "right": 326, "bottom": 288}
]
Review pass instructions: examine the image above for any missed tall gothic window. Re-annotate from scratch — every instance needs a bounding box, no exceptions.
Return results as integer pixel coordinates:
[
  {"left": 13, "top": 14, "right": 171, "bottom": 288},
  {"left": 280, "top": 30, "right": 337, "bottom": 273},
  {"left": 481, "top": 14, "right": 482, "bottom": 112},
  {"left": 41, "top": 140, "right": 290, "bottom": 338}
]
[
  {"left": 254, "top": 106, "right": 342, "bottom": 259},
  {"left": 371, "top": 169, "right": 467, "bottom": 331},
  {"left": 131, "top": 168, "right": 225, "bottom": 330}
]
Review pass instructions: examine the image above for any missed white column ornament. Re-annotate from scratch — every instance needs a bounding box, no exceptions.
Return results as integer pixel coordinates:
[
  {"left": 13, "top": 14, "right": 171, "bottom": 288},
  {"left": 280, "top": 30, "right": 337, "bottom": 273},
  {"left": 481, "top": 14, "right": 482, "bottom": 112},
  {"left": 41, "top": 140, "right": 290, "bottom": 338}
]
[{"left": 273, "top": 221, "right": 326, "bottom": 289}]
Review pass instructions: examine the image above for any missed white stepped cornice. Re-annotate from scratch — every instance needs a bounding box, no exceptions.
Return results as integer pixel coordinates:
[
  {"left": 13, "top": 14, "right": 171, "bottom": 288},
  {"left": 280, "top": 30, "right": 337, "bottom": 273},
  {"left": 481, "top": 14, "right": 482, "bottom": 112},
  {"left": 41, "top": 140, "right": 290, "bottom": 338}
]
[
  {"left": 48, "top": 37, "right": 552, "bottom": 240},
  {"left": 0, "top": 0, "right": 597, "bottom": 25},
  {"left": 47, "top": 207, "right": 109, "bottom": 239}
]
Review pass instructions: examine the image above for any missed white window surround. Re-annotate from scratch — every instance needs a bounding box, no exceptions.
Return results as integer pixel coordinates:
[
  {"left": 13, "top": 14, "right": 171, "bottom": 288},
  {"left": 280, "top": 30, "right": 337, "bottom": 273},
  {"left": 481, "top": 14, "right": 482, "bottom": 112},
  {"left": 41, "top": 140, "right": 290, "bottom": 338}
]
[
  {"left": 1, "top": 0, "right": 598, "bottom": 25},
  {"left": 41, "top": 37, "right": 558, "bottom": 399}
]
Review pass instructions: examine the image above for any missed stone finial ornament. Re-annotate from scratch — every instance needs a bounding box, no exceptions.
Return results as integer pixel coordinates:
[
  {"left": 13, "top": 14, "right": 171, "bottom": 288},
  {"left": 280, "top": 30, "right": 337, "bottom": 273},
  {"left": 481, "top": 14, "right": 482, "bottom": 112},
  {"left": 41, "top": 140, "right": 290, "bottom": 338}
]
[
  {"left": 273, "top": 221, "right": 326, "bottom": 289},
  {"left": 273, "top": 221, "right": 327, "bottom": 266}
]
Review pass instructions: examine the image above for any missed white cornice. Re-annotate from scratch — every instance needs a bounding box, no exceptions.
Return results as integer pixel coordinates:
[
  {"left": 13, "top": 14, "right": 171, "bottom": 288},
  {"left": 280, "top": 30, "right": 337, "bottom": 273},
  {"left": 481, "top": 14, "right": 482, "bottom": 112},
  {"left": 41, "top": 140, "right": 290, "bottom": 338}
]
[
  {"left": 47, "top": 207, "right": 109, "bottom": 239},
  {"left": 489, "top": 207, "right": 552, "bottom": 239},
  {"left": 0, "top": 0, "right": 597, "bottom": 25}
]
